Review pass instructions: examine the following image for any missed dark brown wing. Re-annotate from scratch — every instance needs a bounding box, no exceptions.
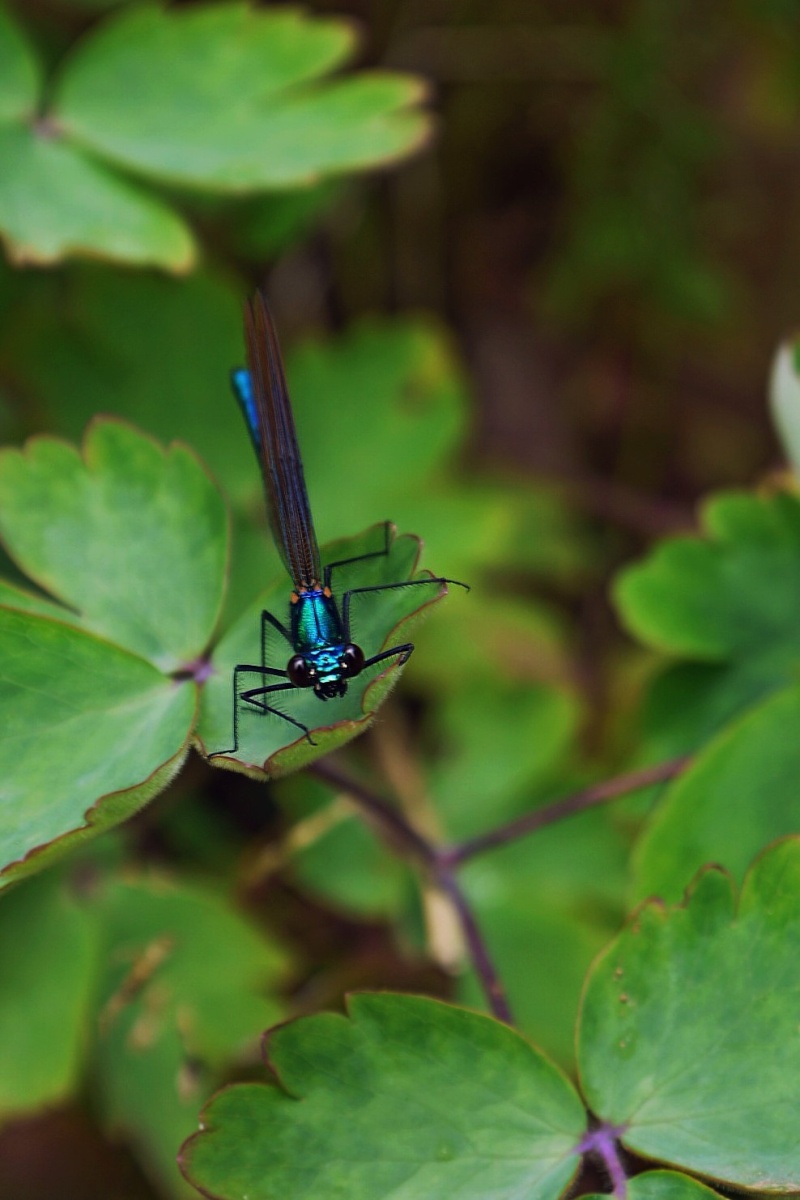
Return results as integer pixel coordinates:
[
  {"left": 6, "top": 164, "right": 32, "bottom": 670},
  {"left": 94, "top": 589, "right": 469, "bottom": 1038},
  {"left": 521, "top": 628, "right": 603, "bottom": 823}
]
[{"left": 244, "top": 291, "right": 321, "bottom": 589}]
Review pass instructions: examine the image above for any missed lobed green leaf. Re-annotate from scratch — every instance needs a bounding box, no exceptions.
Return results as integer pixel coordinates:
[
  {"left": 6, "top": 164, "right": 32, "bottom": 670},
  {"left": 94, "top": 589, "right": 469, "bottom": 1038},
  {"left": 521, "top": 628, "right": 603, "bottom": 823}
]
[
  {"left": 0, "top": 419, "right": 228, "bottom": 672},
  {"left": 182, "top": 993, "right": 586, "bottom": 1200},
  {"left": 615, "top": 488, "right": 800, "bottom": 750},
  {"left": 0, "top": 607, "right": 195, "bottom": 883},
  {"left": 0, "top": 124, "right": 196, "bottom": 271},
  {"left": 54, "top": 3, "right": 430, "bottom": 190},
  {"left": 579, "top": 838, "right": 800, "bottom": 1190},
  {"left": 616, "top": 489, "right": 800, "bottom": 661}
]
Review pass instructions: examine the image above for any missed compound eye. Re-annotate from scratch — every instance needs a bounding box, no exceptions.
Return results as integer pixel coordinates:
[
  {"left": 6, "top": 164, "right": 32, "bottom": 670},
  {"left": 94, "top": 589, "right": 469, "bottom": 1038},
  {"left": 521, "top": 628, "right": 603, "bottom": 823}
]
[
  {"left": 339, "top": 643, "right": 365, "bottom": 678},
  {"left": 287, "top": 655, "right": 315, "bottom": 687}
]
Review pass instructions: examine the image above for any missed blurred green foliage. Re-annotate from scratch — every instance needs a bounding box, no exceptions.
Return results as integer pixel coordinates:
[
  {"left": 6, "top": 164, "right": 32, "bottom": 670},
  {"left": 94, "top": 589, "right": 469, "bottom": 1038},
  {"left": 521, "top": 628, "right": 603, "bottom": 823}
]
[{"left": 2, "top": 0, "right": 800, "bottom": 1196}]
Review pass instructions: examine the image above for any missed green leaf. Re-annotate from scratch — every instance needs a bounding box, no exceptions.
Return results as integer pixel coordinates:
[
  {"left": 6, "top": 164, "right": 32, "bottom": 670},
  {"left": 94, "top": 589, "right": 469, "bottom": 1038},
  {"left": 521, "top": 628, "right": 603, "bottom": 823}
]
[
  {"left": 93, "top": 873, "right": 286, "bottom": 1197},
  {"left": 54, "top": 4, "right": 430, "bottom": 190},
  {"left": 408, "top": 592, "right": 573, "bottom": 695},
  {"left": 287, "top": 791, "right": 411, "bottom": 918},
  {"left": 617, "top": 489, "right": 800, "bottom": 660},
  {"left": 614, "top": 488, "right": 800, "bottom": 744},
  {"left": 429, "top": 681, "right": 581, "bottom": 840},
  {"left": 0, "top": 607, "right": 194, "bottom": 883},
  {"left": 578, "top": 839, "right": 800, "bottom": 1191},
  {"left": 0, "top": 576, "right": 71, "bottom": 622},
  {"left": 3, "top": 273, "right": 469, "bottom": 535},
  {"left": 285, "top": 317, "right": 468, "bottom": 545},
  {"left": 0, "top": 4, "right": 40, "bottom": 123},
  {"left": 635, "top": 659, "right": 778, "bottom": 764},
  {"left": 395, "top": 479, "right": 588, "bottom": 582},
  {"left": 582, "top": 1170, "right": 726, "bottom": 1200},
  {"left": 182, "top": 994, "right": 586, "bottom": 1200},
  {"left": 227, "top": 180, "right": 343, "bottom": 259},
  {"left": 0, "top": 420, "right": 227, "bottom": 671},
  {"left": 2, "top": 267, "right": 252, "bottom": 501},
  {"left": 769, "top": 340, "right": 800, "bottom": 476},
  {"left": 0, "top": 869, "right": 98, "bottom": 1117},
  {"left": 199, "top": 526, "right": 459, "bottom": 777},
  {"left": 633, "top": 682, "right": 800, "bottom": 903},
  {"left": 0, "top": 124, "right": 196, "bottom": 271}
]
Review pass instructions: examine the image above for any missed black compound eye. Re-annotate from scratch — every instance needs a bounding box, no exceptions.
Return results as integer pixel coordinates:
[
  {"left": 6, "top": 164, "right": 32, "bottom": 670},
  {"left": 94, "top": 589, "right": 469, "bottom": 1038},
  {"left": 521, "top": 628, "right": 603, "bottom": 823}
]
[
  {"left": 339, "top": 643, "right": 365, "bottom": 678},
  {"left": 287, "top": 655, "right": 315, "bottom": 687}
]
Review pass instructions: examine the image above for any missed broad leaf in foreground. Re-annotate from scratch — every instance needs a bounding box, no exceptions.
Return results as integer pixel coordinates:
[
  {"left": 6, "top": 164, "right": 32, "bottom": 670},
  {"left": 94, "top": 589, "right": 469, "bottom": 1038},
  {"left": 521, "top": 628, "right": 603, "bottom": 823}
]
[
  {"left": 579, "top": 838, "right": 800, "bottom": 1190},
  {"left": 0, "top": 607, "right": 194, "bottom": 883},
  {"left": 199, "top": 527, "right": 457, "bottom": 777},
  {"left": 182, "top": 993, "right": 586, "bottom": 1200},
  {"left": 92, "top": 874, "right": 286, "bottom": 1198},
  {"left": 633, "top": 682, "right": 800, "bottom": 902},
  {"left": 0, "top": 420, "right": 228, "bottom": 882}
]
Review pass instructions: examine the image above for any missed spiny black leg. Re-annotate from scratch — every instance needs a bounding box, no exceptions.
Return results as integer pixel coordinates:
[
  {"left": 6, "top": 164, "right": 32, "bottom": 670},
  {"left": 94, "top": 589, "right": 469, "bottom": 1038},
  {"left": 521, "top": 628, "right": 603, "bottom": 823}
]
[
  {"left": 341, "top": 576, "right": 468, "bottom": 641},
  {"left": 323, "top": 521, "right": 392, "bottom": 590}
]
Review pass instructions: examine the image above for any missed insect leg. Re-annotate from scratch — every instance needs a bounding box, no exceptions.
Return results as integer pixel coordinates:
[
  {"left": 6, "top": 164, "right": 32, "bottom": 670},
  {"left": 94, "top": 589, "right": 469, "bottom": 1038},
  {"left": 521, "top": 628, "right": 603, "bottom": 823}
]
[
  {"left": 323, "top": 522, "right": 392, "bottom": 589},
  {"left": 361, "top": 642, "right": 415, "bottom": 672}
]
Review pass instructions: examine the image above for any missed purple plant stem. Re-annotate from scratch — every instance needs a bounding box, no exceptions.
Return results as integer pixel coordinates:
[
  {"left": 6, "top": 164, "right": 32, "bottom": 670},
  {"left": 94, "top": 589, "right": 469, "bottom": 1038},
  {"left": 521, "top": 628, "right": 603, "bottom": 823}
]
[
  {"left": 310, "top": 757, "right": 513, "bottom": 1023},
  {"left": 436, "top": 867, "right": 514, "bottom": 1024},
  {"left": 578, "top": 1124, "right": 629, "bottom": 1199},
  {"left": 442, "top": 756, "right": 690, "bottom": 867},
  {"left": 173, "top": 655, "right": 214, "bottom": 684},
  {"left": 310, "top": 758, "right": 437, "bottom": 866}
]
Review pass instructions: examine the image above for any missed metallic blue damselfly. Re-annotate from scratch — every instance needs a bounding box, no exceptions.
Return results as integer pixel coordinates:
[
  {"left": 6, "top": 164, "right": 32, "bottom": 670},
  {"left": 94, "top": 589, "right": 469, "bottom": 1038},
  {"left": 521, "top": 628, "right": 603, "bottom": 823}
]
[{"left": 214, "top": 291, "right": 467, "bottom": 754}]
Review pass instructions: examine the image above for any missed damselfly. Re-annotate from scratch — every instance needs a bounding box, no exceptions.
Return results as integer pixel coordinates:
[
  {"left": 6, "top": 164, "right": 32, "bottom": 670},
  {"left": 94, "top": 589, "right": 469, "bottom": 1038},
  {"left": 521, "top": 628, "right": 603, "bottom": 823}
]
[{"left": 214, "top": 292, "right": 467, "bottom": 754}]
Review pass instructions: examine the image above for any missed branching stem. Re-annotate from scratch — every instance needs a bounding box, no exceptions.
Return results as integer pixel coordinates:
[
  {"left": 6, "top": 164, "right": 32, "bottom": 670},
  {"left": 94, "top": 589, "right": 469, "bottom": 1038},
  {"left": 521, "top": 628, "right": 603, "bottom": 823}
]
[
  {"left": 442, "top": 757, "right": 690, "bottom": 867},
  {"left": 309, "top": 754, "right": 690, "bottom": 1029}
]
